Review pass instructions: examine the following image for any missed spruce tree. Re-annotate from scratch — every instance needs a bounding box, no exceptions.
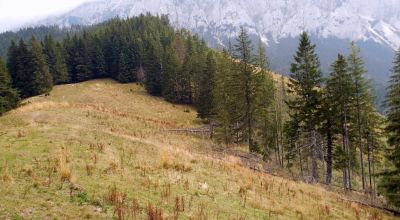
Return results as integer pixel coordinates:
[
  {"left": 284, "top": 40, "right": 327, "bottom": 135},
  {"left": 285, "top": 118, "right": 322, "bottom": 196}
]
[
  {"left": 162, "top": 44, "right": 181, "bottom": 103},
  {"left": 381, "top": 48, "right": 400, "bottom": 206},
  {"left": 213, "top": 51, "right": 245, "bottom": 144},
  {"left": 6, "top": 40, "right": 18, "bottom": 85},
  {"left": 256, "top": 39, "right": 270, "bottom": 70},
  {"left": 197, "top": 51, "right": 216, "bottom": 119},
  {"left": 117, "top": 50, "right": 136, "bottom": 83},
  {"left": 75, "top": 35, "right": 92, "bottom": 82},
  {"left": 8, "top": 39, "right": 32, "bottom": 98},
  {"left": 144, "top": 40, "right": 163, "bottom": 96},
  {"left": 347, "top": 42, "right": 374, "bottom": 191},
  {"left": 233, "top": 27, "right": 257, "bottom": 152},
  {"left": 0, "top": 59, "right": 19, "bottom": 115},
  {"left": 326, "top": 54, "right": 354, "bottom": 190},
  {"left": 43, "top": 35, "right": 69, "bottom": 84},
  {"left": 29, "top": 36, "right": 53, "bottom": 95},
  {"left": 287, "top": 32, "right": 323, "bottom": 182},
  {"left": 320, "top": 88, "right": 336, "bottom": 184},
  {"left": 88, "top": 35, "right": 107, "bottom": 79}
]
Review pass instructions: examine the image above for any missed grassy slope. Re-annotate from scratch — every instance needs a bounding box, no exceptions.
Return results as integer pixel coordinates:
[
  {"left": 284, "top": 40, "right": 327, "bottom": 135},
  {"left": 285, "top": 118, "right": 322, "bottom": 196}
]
[{"left": 0, "top": 79, "right": 396, "bottom": 219}]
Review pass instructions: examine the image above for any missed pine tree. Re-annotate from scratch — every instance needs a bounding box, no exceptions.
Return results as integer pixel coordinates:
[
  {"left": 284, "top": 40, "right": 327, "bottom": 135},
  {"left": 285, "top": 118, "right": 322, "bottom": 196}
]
[
  {"left": 0, "top": 59, "right": 19, "bottom": 115},
  {"left": 287, "top": 32, "right": 323, "bottom": 182},
  {"left": 6, "top": 40, "right": 18, "bottom": 85},
  {"left": 213, "top": 51, "right": 245, "bottom": 144},
  {"left": 197, "top": 51, "right": 216, "bottom": 119},
  {"left": 117, "top": 50, "right": 136, "bottom": 83},
  {"left": 8, "top": 39, "right": 32, "bottom": 98},
  {"left": 381, "top": 48, "right": 400, "bottom": 206},
  {"left": 347, "top": 42, "right": 375, "bottom": 192},
  {"left": 144, "top": 40, "right": 163, "bottom": 96},
  {"left": 320, "top": 88, "right": 336, "bottom": 184},
  {"left": 43, "top": 35, "right": 69, "bottom": 84},
  {"left": 29, "top": 36, "right": 53, "bottom": 95},
  {"left": 89, "top": 35, "right": 107, "bottom": 78},
  {"left": 256, "top": 39, "right": 270, "bottom": 70},
  {"left": 75, "top": 34, "right": 92, "bottom": 82},
  {"left": 254, "top": 69, "right": 275, "bottom": 159},
  {"left": 326, "top": 54, "right": 354, "bottom": 190},
  {"left": 162, "top": 44, "right": 181, "bottom": 103},
  {"left": 233, "top": 27, "right": 257, "bottom": 152}
]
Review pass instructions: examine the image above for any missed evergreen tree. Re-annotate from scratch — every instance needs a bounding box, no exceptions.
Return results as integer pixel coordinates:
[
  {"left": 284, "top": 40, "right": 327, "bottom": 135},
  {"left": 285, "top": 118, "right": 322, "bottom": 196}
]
[
  {"left": 256, "top": 39, "right": 270, "bottom": 70},
  {"left": 8, "top": 39, "right": 32, "bottom": 98},
  {"left": 162, "top": 44, "right": 181, "bottom": 103},
  {"left": 43, "top": 35, "right": 69, "bottom": 84},
  {"left": 287, "top": 32, "right": 323, "bottom": 182},
  {"left": 254, "top": 69, "right": 275, "bottom": 159},
  {"left": 117, "top": 49, "right": 136, "bottom": 83},
  {"left": 144, "top": 40, "right": 163, "bottom": 96},
  {"left": 381, "top": 48, "right": 400, "bottom": 206},
  {"left": 233, "top": 27, "right": 257, "bottom": 152},
  {"left": 29, "top": 36, "right": 53, "bottom": 95},
  {"left": 89, "top": 35, "right": 107, "bottom": 78},
  {"left": 0, "top": 59, "right": 19, "bottom": 115},
  {"left": 6, "top": 40, "right": 18, "bottom": 85},
  {"left": 320, "top": 88, "right": 336, "bottom": 184},
  {"left": 197, "top": 51, "right": 216, "bottom": 120},
  {"left": 75, "top": 34, "right": 93, "bottom": 82},
  {"left": 326, "top": 54, "right": 354, "bottom": 190},
  {"left": 347, "top": 42, "right": 374, "bottom": 191},
  {"left": 213, "top": 51, "right": 244, "bottom": 143}
]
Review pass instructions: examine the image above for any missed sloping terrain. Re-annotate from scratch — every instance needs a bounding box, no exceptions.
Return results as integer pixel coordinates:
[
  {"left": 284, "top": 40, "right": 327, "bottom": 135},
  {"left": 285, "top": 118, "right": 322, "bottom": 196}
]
[{"left": 0, "top": 79, "right": 396, "bottom": 219}]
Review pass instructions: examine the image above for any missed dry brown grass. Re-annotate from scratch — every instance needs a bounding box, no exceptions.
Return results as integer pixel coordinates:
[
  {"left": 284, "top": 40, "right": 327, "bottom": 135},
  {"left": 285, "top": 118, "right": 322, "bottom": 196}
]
[
  {"left": 0, "top": 80, "right": 397, "bottom": 219},
  {"left": 56, "top": 147, "right": 72, "bottom": 183}
]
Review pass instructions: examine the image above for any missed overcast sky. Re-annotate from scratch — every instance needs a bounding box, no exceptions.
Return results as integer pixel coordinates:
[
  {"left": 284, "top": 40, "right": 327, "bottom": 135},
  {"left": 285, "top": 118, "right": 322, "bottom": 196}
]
[{"left": 0, "top": 0, "right": 93, "bottom": 32}]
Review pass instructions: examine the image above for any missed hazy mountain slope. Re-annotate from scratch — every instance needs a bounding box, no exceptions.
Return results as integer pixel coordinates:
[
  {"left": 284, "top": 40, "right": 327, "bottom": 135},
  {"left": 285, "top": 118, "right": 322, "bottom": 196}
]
[
  {"left": 0, "top": 79, "right": 396, "bottom": 219},
  {"left": 0, "top": 0, "right": 395, "bottom": 105},
  {"left": 40, "top": 0, "right": 400, "bottom": 50},
  {"left": 33, "top": 0, "right": 399, "bottom": 105}
]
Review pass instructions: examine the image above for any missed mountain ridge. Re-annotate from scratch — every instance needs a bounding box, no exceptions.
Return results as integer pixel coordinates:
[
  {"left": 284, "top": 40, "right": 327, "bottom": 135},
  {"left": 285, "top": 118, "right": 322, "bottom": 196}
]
[
  {"left": 37, "top": 0, "right": 400, "bottom": 50},
  {"left": 2, "top": 0, "right": 398, "bottom": 106}
]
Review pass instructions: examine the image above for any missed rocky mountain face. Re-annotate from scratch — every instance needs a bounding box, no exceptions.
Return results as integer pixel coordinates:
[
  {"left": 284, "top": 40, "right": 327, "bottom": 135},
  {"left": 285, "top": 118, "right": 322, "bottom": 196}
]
[
  {"left": 40, "top": 0, "right": 400, "bottom": 50},
  {"left": 32, "top": 0, "right": 400, "bottom": 104}
]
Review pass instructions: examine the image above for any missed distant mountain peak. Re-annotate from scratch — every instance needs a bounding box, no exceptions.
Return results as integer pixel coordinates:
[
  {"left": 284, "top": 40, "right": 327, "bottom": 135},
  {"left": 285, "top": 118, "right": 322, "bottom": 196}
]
[{"left": 37, "top": 0, "right": 400, "bottom": 50}]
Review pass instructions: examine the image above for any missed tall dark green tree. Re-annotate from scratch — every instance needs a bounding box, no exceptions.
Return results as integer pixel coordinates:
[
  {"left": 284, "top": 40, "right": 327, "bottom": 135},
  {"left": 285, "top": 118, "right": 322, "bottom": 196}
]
[
  {"left": 380, "top": 48, "right": 400, "bottom": 206},
  {"left": 89, "top": 35, "right": 107, "bottom": 78},
  {"left": 214, "top": 51, "right": 245, "bottom": 144},
  {"left": 43, "top": 35, "right": 69, "bottom": 84},
  {"left": 6, "top": 40, "right": 18, "bottom": 83},
  {"left": 256, "top": 39, "right": 270, "bottom": 70},
  {"left": 0, "top": 59, "right": 19, "bottom": 115},
  {"left": 326, "top": 54, "right": 354, "bottom": 190},
  {"left": 233, "top": 27, "right": 257, "bottom": 152},
  {"left": 8, "top": 39, "right": 32, "bottom": 98},
  {"left": 347, "top": 42, "right": 375, "bottom": 192},
  {"left": 117, "top": 49, "right": 136, "bottom": 83},
  {"left": 144, "top": 40, "right": 163, "bottom": 96},
  {"left": 29, "top": 36, "right": 53, "bottom": 95},
  {"left": 320, "top": 87, "right": 336, "bottom": 185},
  {"left": 287, "top": 32, "right": 323, "bottom": 182},
  {"left": 197, "top": 51, "right": 216, "bottom": 119}
]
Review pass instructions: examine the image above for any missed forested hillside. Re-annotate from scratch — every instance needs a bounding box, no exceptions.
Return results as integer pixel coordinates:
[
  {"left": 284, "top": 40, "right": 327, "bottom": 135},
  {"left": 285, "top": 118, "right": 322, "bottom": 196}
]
[{"left": 1, "top": 14, "right": 400, "bottom": 213}]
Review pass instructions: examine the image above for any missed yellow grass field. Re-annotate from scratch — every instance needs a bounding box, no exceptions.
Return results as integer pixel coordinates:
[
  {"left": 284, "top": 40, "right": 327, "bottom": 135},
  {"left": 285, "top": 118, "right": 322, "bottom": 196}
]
[{"left": 0, "top": 79, "right": 397, "bottom": 219}]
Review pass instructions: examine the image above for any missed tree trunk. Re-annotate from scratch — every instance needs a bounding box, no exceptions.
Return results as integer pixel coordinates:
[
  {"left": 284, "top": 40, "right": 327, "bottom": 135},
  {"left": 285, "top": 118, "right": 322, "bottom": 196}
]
[
  {"left": 372, "top": 145, "right": 377, "bottom": 200},
  {"left": 297, "top": 142, "right": 304, "bottom": 177},
  {"left": 356, "top": 91, "right": 366, "bottom": 191},
  {"left": 343, "top": 105, "right": 352, "bottom": 190},
  {"left": 326, "top": 120, "right": 333, "bottom": 185},
  {"left": 311, "top": 130, "right": 319, "bottom": 182},
  {"left": 367, "top": 133, "right": 373, "bottom": 197},
  {"left": 274, "top": 108, "right": 282, "bottom": 166}
]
